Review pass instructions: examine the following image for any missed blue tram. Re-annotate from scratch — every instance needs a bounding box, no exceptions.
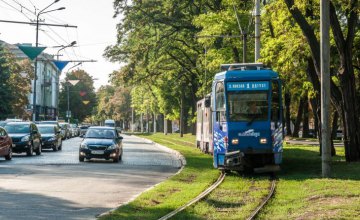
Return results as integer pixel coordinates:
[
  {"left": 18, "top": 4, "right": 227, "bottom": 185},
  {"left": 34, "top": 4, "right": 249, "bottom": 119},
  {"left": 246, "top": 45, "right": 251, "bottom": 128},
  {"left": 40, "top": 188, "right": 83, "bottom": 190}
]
[{"left": 204, "top": 63, "right": 283, "bottom": 172}]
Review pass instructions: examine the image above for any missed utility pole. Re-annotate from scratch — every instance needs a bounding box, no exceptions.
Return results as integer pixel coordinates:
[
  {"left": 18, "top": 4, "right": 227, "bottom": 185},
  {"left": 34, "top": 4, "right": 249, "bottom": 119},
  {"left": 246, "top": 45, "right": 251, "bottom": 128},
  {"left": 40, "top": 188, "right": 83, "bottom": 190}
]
[
  {"left": 255, "top": 0, "right": 261, "bottom": 62},
  {"left": 321, "top": 0, "right": 331, "bottom": 177}
]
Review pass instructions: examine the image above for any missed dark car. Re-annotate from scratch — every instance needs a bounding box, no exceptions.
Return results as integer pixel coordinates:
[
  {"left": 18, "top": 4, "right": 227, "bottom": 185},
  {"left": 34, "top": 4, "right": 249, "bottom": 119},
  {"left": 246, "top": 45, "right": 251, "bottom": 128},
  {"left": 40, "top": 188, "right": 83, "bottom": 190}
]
[
  {"left": 0, "top": 126, "right": 13, "bottom": 160},
  {"left": 4, "top": 122, "right": 42, "bottom": 156},
  {"left": 79, "top": 126, "right": 123, "bottom": 163},
  {"left": 38, "top": 124, "right": 62, "bottom": 151}
]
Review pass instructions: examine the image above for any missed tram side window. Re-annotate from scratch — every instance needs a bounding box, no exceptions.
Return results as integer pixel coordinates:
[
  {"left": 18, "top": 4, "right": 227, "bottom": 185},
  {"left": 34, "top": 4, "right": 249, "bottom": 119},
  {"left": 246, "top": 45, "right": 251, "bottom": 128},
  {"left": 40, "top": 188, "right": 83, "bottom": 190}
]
[
  {"left": 271, "top": 81, "right": 280, "bottom": 122},
  {"left": 215, "top": 82, "right": 226, "bottom": 122}
]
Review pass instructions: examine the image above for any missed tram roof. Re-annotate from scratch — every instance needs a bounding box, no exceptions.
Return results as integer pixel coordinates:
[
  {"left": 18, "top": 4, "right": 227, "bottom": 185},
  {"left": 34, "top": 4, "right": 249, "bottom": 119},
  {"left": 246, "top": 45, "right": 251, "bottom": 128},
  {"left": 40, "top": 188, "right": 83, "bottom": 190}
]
[{"left": 214, "top": 69, "right": 279, "bottom": 81}]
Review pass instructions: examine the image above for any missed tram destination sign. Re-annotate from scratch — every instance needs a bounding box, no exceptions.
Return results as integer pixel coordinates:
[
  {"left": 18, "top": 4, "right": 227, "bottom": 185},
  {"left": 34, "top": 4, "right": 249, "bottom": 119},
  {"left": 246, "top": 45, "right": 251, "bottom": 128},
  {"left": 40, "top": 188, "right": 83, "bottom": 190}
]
[{"left": 227, "top": 81, "right": 269, "bottom": 91}]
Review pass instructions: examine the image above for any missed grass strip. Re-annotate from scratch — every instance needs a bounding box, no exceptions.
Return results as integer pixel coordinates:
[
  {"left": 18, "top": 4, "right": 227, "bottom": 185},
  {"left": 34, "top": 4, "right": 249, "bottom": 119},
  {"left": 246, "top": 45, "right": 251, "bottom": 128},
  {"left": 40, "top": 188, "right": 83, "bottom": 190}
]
[
  {"left": 102, "top": 134, "right": 359, "bottom": 220},
  {"left": 99, "top": 133, "right": 219, "bottom": 220}
]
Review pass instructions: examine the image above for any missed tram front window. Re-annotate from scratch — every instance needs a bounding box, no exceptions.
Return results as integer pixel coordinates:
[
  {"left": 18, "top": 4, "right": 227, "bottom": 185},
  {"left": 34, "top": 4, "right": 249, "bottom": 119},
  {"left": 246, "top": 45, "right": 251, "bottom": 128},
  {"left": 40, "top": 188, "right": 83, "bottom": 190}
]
[{"left": 228, "top": 91, "right": 269, "bottom": 122}]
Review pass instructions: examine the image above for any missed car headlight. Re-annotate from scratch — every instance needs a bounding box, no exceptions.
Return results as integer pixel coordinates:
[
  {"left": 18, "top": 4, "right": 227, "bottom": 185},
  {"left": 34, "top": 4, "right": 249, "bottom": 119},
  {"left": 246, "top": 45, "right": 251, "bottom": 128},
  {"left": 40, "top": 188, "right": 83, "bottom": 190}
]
[
  {"left": 107, "top": 144, "right": 117, "bottom": 150},
  {"left": 80, "top": 143, "right": 88, "bottom": 149},
  {"left": 21, "top": 135, "right": 30, "bottom": 142}
]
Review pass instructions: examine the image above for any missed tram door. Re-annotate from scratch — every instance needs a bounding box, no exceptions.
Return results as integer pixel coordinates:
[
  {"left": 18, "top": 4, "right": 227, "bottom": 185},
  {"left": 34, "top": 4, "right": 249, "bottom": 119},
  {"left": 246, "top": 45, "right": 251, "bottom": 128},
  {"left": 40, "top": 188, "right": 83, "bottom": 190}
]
[{"left": 213, "top": 81, "right": 227, "bottom": 167}]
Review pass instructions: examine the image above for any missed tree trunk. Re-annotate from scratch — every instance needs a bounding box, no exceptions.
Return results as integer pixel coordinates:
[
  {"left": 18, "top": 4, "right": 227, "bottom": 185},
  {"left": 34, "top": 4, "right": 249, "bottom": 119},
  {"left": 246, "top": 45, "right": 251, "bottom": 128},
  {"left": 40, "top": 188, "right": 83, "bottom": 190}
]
[
  {"left": 285, "top": 91, "right": 292, "bottom": 136},
  {"left": 164, "top": 115, "right": 168, "bottom": 135},
  {"left": 302, "top": 95, "right": 310, "bottom": 138},
  {"left": 180, "top": 85, "right": 184, "bottom": 137},
  {"left": 292, "top": 96, "right": 305, "bottom": 138},
  {"left": 330, "top": 110, "right": 338, "bottom": 156}
]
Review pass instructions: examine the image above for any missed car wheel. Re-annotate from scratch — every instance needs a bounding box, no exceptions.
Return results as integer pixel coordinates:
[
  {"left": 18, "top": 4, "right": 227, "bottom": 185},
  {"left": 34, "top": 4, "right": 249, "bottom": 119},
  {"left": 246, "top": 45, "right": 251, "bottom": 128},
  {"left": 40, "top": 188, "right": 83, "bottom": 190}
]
[
  {"left": 113, "top": 156, "right": 119, "bottom": 163},
  {"left": 5, "top": 146, "right": 12, "bottom": 160},
  {"left": 79, "top": 156, "right": 84, "bottom": 162},
  {"left": 26, "top": 143, "right": 33, "bottom": 156},
  {"left": 35, "top": 143, "right": 42, "bottom": 155}
]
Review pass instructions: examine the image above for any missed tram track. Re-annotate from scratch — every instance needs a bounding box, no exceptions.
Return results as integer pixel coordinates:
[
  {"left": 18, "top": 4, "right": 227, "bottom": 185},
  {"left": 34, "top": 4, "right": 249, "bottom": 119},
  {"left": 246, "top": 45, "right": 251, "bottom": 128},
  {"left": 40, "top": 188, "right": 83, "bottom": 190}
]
[
  {"left": 158, "top": 172, "right": 276, "bottom": 220},
  {"left": 158, "top": 172, "right": 226, "bottom": 220},
  {"left": 246, "top": 175, "right": 276, "bottom": 220}
]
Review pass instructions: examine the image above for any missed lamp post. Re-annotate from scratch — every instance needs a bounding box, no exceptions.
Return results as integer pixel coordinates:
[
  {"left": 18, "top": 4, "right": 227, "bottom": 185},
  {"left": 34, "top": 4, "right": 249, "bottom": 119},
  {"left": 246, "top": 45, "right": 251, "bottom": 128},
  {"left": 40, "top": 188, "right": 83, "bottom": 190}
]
[
  {"left": 56, "top": 41, "right": 77, "bottom": 60},
  {"left": 65, "top": 62, "right": 82, "bottom": 122},
  {"left": 32, "top": 0, "right": 65, "bottom": 121}
]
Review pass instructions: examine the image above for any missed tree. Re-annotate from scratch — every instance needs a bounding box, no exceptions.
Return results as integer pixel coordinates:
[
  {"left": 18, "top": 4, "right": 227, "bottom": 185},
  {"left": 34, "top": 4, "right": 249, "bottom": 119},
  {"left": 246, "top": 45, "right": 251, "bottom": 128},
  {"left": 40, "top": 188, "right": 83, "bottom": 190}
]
[
  {"left": 0, "top": 45, "right": 33, "bottom": 119},
  {"left": 58, "top": 69, "right": 96, "bottom": 122},
  {"left": 283, "top": 0, "right": 360, "bottom": 161}
]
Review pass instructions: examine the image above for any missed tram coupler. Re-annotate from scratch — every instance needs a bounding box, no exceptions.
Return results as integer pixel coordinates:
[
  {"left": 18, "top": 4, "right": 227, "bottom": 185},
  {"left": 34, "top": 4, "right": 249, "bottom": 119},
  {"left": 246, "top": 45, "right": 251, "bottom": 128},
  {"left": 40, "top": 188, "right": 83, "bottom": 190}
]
[{"left": 224, "top": 151, "right": 244, "bottom": 168}]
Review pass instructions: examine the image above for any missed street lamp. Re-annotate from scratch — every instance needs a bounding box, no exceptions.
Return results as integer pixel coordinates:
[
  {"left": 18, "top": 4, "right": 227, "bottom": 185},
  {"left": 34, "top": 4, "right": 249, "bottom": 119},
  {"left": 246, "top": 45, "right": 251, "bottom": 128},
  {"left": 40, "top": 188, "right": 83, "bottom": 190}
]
[
  {"left": 65, "top": 62, "right": 82, "bottom": 122},
  {"left": 56, "top": 41, "right": 77, "bottom": 60},
  {"left": 32, "top": 0, "right": 65, "bottom": 121}
]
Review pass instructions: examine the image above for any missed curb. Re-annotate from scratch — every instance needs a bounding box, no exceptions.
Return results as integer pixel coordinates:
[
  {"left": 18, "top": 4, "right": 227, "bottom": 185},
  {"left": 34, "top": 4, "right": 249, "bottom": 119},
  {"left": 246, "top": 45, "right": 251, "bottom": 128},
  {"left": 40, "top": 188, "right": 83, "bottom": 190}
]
[{"left": 96, "top": 135, "right": 186, "bottom": 219}]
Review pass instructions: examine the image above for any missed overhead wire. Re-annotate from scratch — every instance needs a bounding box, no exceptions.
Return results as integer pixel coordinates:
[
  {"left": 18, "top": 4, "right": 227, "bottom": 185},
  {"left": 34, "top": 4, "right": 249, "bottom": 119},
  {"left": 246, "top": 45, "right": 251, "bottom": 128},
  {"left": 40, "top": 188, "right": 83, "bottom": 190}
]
[
  {"left": 11, "top": 0, "right": 35, "bottom": 15},
  {"left": 0, "top": 0, "right": 33, "bottom": 20}
]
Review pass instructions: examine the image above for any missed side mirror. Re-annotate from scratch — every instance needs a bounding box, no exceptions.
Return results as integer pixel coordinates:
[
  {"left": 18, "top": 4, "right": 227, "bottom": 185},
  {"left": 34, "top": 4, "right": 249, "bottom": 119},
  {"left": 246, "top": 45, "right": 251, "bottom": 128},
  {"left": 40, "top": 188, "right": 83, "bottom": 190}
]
[
  {"left": 205, "top": 96, "right": 211, "bottom": 108},
  {"left": 118, "top": 136, "right": 123, "bottom": 140},
  {"left": 79, "top": 134, "right": 84, "bottom": 138}
]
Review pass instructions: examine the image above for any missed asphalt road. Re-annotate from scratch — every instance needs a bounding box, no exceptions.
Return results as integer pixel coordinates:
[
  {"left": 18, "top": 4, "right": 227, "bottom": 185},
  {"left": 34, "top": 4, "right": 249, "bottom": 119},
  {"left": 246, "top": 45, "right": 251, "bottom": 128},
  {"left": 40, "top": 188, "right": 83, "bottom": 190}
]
[{"left": 0, "top": 134, "right": 181, "bottom": 220}]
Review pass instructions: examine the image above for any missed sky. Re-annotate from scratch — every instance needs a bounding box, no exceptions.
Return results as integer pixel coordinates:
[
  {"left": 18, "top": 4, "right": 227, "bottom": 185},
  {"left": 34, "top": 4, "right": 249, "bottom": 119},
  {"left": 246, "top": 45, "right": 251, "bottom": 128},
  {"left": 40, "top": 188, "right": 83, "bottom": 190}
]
[{"left": 0, "top": 0, "right": 122, "bottom": 89}]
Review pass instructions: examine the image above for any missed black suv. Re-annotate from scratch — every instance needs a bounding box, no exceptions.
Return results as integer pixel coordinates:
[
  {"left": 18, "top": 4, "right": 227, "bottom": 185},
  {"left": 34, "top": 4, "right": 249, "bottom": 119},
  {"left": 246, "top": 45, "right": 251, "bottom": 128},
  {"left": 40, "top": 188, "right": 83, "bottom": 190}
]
[{"left": 4, "top": 122, "right": 42, "bottom": 156}]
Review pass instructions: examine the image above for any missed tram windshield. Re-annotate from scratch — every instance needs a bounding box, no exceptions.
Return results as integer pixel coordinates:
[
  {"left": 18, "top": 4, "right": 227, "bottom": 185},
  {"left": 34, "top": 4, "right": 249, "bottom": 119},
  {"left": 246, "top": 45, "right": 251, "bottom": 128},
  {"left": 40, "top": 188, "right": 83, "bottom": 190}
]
[{"left": 227, "top": 91, "right": 269, "bottom": 122}]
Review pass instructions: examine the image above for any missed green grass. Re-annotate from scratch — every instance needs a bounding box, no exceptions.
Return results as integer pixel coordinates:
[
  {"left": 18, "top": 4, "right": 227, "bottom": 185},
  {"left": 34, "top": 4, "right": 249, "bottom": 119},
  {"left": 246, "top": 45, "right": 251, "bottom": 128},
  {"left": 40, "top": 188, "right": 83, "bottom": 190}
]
[{"left": 101, "top": 133, "right": 360, "bottom": 220}]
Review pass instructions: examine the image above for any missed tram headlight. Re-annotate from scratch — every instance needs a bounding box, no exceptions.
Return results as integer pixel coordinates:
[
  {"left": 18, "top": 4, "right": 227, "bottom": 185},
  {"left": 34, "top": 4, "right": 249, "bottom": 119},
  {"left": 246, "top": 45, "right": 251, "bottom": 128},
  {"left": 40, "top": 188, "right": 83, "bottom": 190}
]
[
  {"left": 231, "top": 138, "right": 239, "bottom": 145},
  {"left": 260, "top": 138, "right": 267, "bottom": 144}
]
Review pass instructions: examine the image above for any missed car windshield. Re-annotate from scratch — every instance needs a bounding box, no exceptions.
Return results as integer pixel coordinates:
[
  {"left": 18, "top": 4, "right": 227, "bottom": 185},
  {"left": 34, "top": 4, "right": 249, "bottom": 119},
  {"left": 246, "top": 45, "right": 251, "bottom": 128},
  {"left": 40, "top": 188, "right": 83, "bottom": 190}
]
[
  {"left": 38, "top": 126, "right": 55, "bottom": 134},
  {"left": 70, "top": 124, "right": 77, "bottom": 128},
  {"left": 227, "top": 91, "right": 269, "bottom": 122},
  {"left": 85, "top": 129, "right": 116, "bottom": 139},
  {"left": 4, "top": 124, "right": 30, "bottom": 133}
]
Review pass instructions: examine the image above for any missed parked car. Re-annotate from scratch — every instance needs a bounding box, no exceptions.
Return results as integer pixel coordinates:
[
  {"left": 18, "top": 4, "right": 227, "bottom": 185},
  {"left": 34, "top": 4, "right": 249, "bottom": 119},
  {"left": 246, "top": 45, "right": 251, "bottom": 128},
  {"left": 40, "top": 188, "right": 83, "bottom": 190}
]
[
  {"left": 336, "top": 130, "right": 344, "bottom": 140},
  {"left": 79, "top": 126, "right": 123, "bottom": 163},
  {"left": 4, "top": 122, "right": 42, "bottom": 156},
  {"left": 79, "top": 125, "right": 90, "bottom": 137},
  {"left": 38, "top": 124, "right": 62, "bottom": 151},
  {"left": 59, "top": 122, "right": 71, "bottom": 139},
  {"left": 38, "top": 121, "right": 61, "bottom": 130},
  {"left": 70, "top": 124, "right": 80, "bottom": 137},
  {"left": 0, "top": 126, "right": 13, "bottom": 160}
]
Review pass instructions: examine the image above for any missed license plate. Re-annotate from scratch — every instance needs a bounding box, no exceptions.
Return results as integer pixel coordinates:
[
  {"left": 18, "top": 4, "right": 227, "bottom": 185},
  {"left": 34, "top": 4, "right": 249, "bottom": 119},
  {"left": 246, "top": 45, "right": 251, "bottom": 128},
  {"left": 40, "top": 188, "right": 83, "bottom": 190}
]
[{"left": 91, "top": 150, "right": 104, "bottom": 155}]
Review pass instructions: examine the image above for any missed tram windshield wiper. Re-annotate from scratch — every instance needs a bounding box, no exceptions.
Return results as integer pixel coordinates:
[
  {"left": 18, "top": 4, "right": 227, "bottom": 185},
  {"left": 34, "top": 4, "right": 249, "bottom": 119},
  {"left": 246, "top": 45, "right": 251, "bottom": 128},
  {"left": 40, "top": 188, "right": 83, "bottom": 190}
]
[{"left": 247, "top": 114, "right": 259, "bottom": 126}]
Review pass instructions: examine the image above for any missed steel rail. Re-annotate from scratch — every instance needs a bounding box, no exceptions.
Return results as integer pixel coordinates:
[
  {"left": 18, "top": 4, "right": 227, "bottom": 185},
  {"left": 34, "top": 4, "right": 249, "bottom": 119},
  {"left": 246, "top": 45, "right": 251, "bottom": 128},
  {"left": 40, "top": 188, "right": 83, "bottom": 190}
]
[
  {"left": 158, "top": 172, "right": 226, "bottom": 220},
  {"left": 246, "top": 177, "right": 276, "bottom": 220}
]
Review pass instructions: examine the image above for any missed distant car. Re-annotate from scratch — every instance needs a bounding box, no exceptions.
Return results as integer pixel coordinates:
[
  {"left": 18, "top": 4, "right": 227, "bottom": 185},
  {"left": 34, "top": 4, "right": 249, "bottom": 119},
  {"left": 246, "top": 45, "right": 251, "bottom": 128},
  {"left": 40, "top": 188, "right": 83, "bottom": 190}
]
[
  {"left": 5, "top": 118, "right": 22, "bottom": 122},
  {"left": 59, "top": 122, "right": 71, "bottom": 139},
  {"left": 70, "top": 124, "right": 80, "bottom": 137},
  {"left": 79, "top": 125, "right": 90, "bottom": 137},
  {"left": 4, "top": 122, "right": 42, "bottom": 156},
  {"left": 0, "top": 121, "right": 8, "bottom": 127},
  {"left": 104, "top": 119, "right": 115, "bottom": 127},
  {"left": 38, "top": 124, "right": 62, "bottom": 151},
  {"left": 79, "top": 126, "right": 123, "bottom": 163},
  {"left": 336, "top": 130, "right": 343, "bottom": 140},
  {"left": 0, "top": 126, "right": 13, "bottom": 160}
]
